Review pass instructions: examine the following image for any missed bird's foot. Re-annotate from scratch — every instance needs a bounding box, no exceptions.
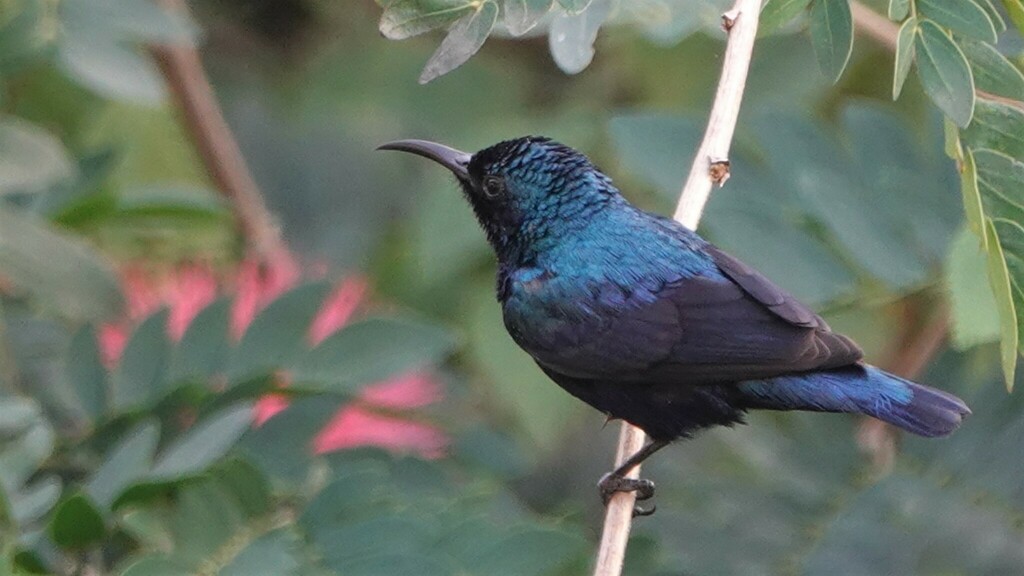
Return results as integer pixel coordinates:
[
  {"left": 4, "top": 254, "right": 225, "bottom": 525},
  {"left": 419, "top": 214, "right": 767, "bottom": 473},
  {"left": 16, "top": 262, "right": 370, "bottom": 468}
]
[{"left": 598, "top": 473, "right": 656, "bottom": 517}]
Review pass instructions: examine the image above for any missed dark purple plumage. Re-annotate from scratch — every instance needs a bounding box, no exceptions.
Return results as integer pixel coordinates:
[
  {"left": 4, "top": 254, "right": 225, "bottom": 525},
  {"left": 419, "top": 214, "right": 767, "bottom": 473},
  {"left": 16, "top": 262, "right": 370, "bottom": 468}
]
[{"left": 379, "top": 136, "right": 970, "bottom": 512}]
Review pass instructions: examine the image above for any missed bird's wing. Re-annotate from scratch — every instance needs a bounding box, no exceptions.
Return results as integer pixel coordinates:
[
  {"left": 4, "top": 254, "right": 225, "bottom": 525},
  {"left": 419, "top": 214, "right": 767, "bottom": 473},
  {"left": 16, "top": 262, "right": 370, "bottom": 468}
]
[
  {"left": 704, "top": 245, "right": 827, "bottom": 329},
  {"left": 516, "top": 249, "right": 861, "bottom": 385}
]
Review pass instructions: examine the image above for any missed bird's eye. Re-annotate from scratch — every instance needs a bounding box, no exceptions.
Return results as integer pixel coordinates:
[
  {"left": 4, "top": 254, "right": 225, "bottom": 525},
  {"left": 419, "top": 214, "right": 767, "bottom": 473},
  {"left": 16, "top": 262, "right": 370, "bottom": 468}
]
[{"left": 482, "top": 175, "right": 504, "bottom": 199}]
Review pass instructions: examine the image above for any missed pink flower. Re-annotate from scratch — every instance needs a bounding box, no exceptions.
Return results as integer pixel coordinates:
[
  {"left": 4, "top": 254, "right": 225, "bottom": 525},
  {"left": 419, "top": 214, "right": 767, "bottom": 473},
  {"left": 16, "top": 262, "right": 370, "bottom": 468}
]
[
  {"left": 101, "top": 251, "right": 448, "bottom": 459},
  {"left": 313, "top": 407, "right": 447, "bottom": 458},
  {"left": 98, "top": 264, "right": 218, "bottom": 367}
]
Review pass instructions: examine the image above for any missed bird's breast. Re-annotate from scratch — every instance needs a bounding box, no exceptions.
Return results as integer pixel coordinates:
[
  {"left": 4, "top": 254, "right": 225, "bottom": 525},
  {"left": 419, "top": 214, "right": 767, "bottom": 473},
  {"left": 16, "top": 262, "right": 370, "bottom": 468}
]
[
  {"left": 500, "top": 267, "right": 557, "bottom": 341},
  {"left": 500, "top": 262, "right": 651, "bottom": 355}
]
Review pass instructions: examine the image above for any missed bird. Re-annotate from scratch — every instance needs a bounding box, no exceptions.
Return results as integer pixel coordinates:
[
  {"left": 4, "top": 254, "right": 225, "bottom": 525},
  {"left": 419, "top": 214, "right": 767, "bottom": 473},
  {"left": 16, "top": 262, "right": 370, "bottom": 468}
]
[{"left": 378, "top": 136, "right": 970, "bottom": 516}]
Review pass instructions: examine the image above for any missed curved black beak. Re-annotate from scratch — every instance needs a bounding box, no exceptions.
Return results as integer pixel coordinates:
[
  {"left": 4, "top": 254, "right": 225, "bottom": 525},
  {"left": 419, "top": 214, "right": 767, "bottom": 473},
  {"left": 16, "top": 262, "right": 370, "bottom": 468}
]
[{"left": 377, "top": 139, "right": 471, "bottom": 181}]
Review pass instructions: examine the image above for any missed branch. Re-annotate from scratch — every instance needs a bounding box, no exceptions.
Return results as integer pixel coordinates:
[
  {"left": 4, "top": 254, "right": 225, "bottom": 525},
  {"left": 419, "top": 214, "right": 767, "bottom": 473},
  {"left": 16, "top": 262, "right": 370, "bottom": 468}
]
[
  {"left": 594, "top": 1, "right": 762, "bottom": 574},
  {"left": 884, "top": 304, "right": 950, "bottom": 379},
  {"left": 150, "top": 0, "right": 288, "bottom": 263},
  {"left": 850, "top": 0, "right": 898, "bottom": 51},
  {"left": 673, "top": 2, "right": 761, "bottom": 229}
]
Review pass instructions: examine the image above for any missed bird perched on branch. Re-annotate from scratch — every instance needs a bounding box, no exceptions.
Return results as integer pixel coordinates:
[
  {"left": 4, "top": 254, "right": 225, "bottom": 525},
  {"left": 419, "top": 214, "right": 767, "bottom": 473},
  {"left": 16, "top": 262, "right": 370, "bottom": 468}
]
[{"left": 379, "top": 136, "right": 970, "bottom": 516}]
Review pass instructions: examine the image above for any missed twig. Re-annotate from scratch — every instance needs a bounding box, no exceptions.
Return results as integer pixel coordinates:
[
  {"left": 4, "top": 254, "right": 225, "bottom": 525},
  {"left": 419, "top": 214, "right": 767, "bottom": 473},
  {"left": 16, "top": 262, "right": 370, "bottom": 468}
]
[
  {"left": 673, "top": 1, "right": 761, "bottom": 229},
  {"left": 593, "top": 422, "right": 647, "bottom": 576},
  {"left": 884, "top": 304, "right": 950, "bottom": 379},
  {"left": 150, "top": 0, "right": 287, "bottom": 263},
  {"left": 850, "top": 0, "right": 898, "bottom": 51},
  {"left": 978, "top": 90, "right": 1024, "bottom": 112},
  {"left": 594, "top": 1, "right": 762, "bottom": 574}
]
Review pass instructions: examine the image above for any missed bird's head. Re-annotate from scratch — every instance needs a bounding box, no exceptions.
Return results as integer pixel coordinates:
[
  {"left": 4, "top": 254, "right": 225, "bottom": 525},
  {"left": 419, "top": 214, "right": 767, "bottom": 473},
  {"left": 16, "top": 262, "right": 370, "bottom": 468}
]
[{"left": 379, "top": 136, "right": 620, "bottom": 257}]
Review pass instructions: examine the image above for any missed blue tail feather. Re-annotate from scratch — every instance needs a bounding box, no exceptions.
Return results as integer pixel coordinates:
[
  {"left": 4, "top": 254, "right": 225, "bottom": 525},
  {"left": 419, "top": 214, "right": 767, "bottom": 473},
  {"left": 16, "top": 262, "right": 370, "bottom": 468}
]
[{"left": 737, "top": 365, "right": 970, "bottom": 437}]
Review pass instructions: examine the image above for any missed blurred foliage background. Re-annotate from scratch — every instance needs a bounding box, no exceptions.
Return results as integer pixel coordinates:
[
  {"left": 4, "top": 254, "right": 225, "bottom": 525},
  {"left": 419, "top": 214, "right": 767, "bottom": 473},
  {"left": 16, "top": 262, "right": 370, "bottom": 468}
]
[{"left": 0, "top": 0, "right": 1022, "bottom": 574}]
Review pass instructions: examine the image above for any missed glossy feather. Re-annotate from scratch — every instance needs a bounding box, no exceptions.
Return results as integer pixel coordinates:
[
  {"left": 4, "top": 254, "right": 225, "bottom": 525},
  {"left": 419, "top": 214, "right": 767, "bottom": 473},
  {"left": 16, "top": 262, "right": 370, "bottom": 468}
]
[{"left": 401, "top": 136, "right": 971, "bottom": 442}]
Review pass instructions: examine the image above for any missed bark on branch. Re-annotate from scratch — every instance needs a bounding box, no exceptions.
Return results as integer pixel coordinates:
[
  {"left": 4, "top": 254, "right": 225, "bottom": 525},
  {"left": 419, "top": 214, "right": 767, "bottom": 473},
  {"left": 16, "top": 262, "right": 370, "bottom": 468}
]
[
  {"left": 150, "top": 0, "right": 288, "bottom": 263},
  {"left": 673, "top": 1, "right": 761, "bottom": 230},
  {"left": 593, "top": 1, "right": 762, "bottom": 573}
]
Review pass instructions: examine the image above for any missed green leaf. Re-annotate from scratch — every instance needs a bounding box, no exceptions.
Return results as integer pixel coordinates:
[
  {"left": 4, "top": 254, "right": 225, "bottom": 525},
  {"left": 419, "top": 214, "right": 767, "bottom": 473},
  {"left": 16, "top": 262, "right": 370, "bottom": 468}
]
[
  {"left": 57, "top": 36, "right": 166, "bottom": 105},
  {"left": 973, "top": 149, "right": 1024, "bottom": 233},
  {"left": 944, "top": 116, "right": 963, "bottom": 159},
  {"left": 292, "top": 317, "right": 456, "bottom": 394},
  {"left": 972, "top": 149, "right": 1024, "bottom": 391},
  {"left": 750, "top": 112, "right": 934, "bottom": 288},
  {"left": 984, "top": 219, "right": 1018, "bottom": 390},
  {"left": 460, "top": 528, "right": 586, "bottom": 575},
  {"left": 893, "top": 17, "right": 917, "bottom": 100},
  {"left": 148, "top": 404, "right": 253, "bottom": 481},
  {"left": 219, "top": 529, "right": 303, "bottom": 576},
  {"left": 962, "top": 98, "right": 1024, "bottom": 161},
  {"left": 168, "top": 481, "right": 242, "bottom": 565},
  {"left": 65, "top": 326, "right": 107, "bottom": 421},
  {"left": 557, "top": 0, "right": 595, "bottom": 14},
  {"left": 623, "top": 0, "right": 704, "bottom": 44},
  {"left": 759, "top": 0, "right": 812, "bottom": 36},
  {"left": 212, "top": 459, "right": 271, "bottom": 519},
  {"left": 418, "top": 1, "right": 499, "bottom": 84},
  {"left": 239, "top": 397, "right": 342, "bottom": 486},
  {"left": 81, "top": 104, "right": 207, "bottom": 189},
  {"left": 310, "top": 513, "right": 434, "bottom": 572},
  {"left": 115, "top": 186, "right": 229, "bottom": 220},
  {"left": 378, "top": 0, "right": 478, "bottom": 40},
  {"left": 947, "top": 227, "right": 1001, "bottom": 348},
  {"left": 959, "top": 40, "right": 1024, "bottom": 100},
  {"left": 889, "top": 0, "right": 912, "bottom": 20},
  {"left": 85, "top": 421, "right": 159, "bottom": 509},
  {"left": 47, "top": 493, "right": 105, "bottom": 549},
  {"left": 120, "top": 556, "right": 191, "bottom": 576},
  {"left": 0, "top": 118, "right": 75, "bottom": 195},
  {"left": 976, "top": 0, "right": 1007, "bottom": 31},
  {"left": 915, "top": 19, "right": 976, "bottom": 127},
  {"left": 0, "top": 206, "right": 123, "bottom": 321},
  {"left": 960, "top": 148, "right": 987, "bottom": 243},
  {"left": 9, "top": 477, "right": 60, "bottom": 525},
  {"left": 974, "top": 148, "right": 1024, "bottom": 232},
  {"left": 840, "top": 104, "right": 960, "bottom": 263},
  {"left": 917, "top": 0, "right": 998, "bottom": 42},
  {"left": 0, "top": 398, "right": 40, "bottom": 439},
  {"left": 168, "top": 297, "right": 231, "bottom": 384},
  {"left": 505, "top": 0, "right": 553, "bottom": 36},
  {"left": 226, "top": 282, "right": 330, "bottom": 384},
  {"left": 111, "top": 310, "right": 170, "bottom": 411},
  {"left": 61, "top": 0, "right": 198, "bottom": 45},
  {"left": 120, "top": 508, "right": 174, "bottom": 550},
  {"left": 0, "top": 1, "right": 49, "bottom": 74},
  {"left": 548, "top": 0, "right": 613, "bottom": 74},
  {"left": 809, "top": 0, "right": 854, "bottom": 83},
  {"left": 1005, "top": 0, "right": 1024, "bottom": 35},
  {"left": 56, "top": 0, "right": 197, "bottom": 103},
  {"left": 0, "top": 411, "right": 56, "bottom": 489}
]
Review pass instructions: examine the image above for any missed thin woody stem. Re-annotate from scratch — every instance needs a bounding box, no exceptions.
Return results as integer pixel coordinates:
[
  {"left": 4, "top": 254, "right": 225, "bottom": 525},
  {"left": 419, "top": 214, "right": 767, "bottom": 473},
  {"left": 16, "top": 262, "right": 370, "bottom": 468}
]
[
  {"left": 850, "top": 0, "right": 898, "bottom": 51},
  {"left": 673, "top": 0, "right": 761, "bottom": 230},
  {"left": 593, "top": 0, "right": 762, "bottom": 574},
  {"left": 150, "top": 0, "right": 288, "bottom": 263}
]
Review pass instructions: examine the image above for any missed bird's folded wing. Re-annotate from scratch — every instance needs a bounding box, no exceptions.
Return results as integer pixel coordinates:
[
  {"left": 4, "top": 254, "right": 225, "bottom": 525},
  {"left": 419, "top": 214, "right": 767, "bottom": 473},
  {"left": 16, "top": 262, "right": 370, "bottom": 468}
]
[
  {"left": 525, "top": 252, "right": 862, "bottom": 385},
  {"left": 705, "top": 245, "right": 826, "bottom": 329}
]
